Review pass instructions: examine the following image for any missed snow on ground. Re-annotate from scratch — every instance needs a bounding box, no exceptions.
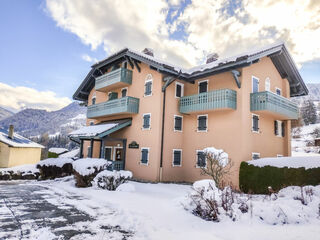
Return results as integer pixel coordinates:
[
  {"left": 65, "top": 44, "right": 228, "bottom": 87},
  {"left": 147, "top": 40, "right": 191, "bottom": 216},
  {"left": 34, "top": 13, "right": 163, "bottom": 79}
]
[
  {"left": 26, "top": 177, "right": 320, "bottom": 240},
  {"left": 292, "top": 123, "right": 320, "bottom": 154},
  {"left": 37, "top": 158, "right": 74, "bottom": 168},
  {"left": 0, "top": 164, "right": 39, "bottom": 175},
  {"left": 247, "top": 156, "right": 320, "bottom": 169}
]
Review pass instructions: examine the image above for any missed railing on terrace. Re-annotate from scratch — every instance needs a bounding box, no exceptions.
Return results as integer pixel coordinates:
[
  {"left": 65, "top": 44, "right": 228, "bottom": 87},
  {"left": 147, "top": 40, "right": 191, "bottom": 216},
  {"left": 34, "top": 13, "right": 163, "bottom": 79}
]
[
  {"left": 250, "top": 91, "right": 298, "bottom": 119},
  {"left": 179, "top": 89, "right": 237, "bottom": 114},
  {"left": 95, "top": 68, "right": 132, "bottom": 91}
]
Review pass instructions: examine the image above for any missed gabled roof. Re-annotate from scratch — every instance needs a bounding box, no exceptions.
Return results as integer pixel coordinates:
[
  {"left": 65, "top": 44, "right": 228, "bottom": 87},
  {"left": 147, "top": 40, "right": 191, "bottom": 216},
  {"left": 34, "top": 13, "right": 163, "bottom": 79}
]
[
  {"left": 73, "top": 42, "right": 308, "bottom": 101},
  {"left": 0, "top": 128, "right": 44, "bottom": 148}
]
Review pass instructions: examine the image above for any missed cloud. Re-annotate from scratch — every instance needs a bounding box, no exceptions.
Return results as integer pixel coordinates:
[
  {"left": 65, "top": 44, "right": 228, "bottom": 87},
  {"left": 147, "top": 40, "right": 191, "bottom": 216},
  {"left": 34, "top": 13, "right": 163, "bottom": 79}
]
[
  {"left": 45, "top": 0, "right": 320, "bottom": 68},
  {"left": 0, "top": 83, "right": 72, "bottom": 111},
  {"left": 82, "top": 54, "right": 98, "bottom": 63}
]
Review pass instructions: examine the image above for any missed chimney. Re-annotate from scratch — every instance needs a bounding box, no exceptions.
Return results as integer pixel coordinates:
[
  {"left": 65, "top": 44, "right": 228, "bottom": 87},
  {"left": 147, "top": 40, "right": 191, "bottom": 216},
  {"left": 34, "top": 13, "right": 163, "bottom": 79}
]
[
  {"left": 206, "top": 53, "right": 219, "bottom": 64},
  {"left": 8, "top": 125, "right": 14, "bottom": 139},
  {"left": 142, "top": 48, "right": 154, "bottom": 57}
]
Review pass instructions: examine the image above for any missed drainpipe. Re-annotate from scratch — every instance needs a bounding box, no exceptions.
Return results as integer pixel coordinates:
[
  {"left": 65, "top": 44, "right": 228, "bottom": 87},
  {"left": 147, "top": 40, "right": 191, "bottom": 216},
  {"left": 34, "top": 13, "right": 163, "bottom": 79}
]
[{"left": 159, "top": 71, "right": 182, "bottom": 182}]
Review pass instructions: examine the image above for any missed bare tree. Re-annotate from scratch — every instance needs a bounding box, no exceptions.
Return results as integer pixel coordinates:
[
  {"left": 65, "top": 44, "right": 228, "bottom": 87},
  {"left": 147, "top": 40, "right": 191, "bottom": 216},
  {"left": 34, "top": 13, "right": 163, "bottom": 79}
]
[{"left": 199, "top": 149, "right": 233, "bottom": 188}]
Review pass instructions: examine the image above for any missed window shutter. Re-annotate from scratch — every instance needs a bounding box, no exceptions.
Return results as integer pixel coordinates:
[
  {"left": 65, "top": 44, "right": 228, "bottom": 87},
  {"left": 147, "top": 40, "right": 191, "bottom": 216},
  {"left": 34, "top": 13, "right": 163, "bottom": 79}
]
[
  {"left": 145, "top": 82, "right": 152, "bottom": 95},
  {"left": 199, "top": 82, "right": 208, "bottom": 93},
  {"left": 141, "top": 149, "right": 148, "bottom": 164},
  {"left": 197, "top": 151, "right": 205, "bottom": 167},
  {"left": 274, "top": 121, "right": 278, "bottom": 135},
  {"left": 176, "top": 84, "right": 182, "bottom": 97},
  {"left": 175, "top": 116, "right": 182, "bottom": 131},
  {"left": 281, "top": 121, "right": 285, "bottom": 137},
  {"left": 92, "top": 98, "right": 96, "bottom": 105},
  {"left": 253, "top": 115, "right": 259, "bottom": 131},
  {"left": 173, "top": 150, "right": 181, "bottom": 165},
  {"left": 143, "top": 115, "right": 150, "bottom": 128},
  {"left": 198, "top": 116, "right": 207, "bottom": 131}
]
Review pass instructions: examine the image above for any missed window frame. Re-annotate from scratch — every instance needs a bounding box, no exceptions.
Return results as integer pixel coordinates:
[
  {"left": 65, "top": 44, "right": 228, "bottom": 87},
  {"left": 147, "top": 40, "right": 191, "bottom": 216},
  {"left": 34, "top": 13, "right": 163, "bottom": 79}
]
[
  {"left": 144, "top": 74, "right": 153, "bottom": 97},
  {"left": 142, "top": 113, "right": 151, "bottom": 130},
  {"left": 252, "top": 76, "right": 259, "bottom": 93},
  {"left": 140, "top": 147, "right": 150, "bottom": 165},
  {"left": 265, "top": 77, "right": 271, "bottom": 91},
  {"left": 252, "top": 113, "right": 260, "bottom": 133},
  {"left": 121, "top": 87, "right": 128, "bottom": 98},
  {"left": 196, "top": 150, "right": 206, "bottom": 168},
  {"left": 174, "top": 115, "right": 183, "bottom": 132},
  {"left": 172, "top": 149, "right": 182, "bottom": 167},
  {"left": 197, "top": 114, "right": 208, "bottom": 132},
  {"left": 104, "top": 146, "right": 113, "bottom": 160},
  {"left": 175, "top": 82, "right": 184, "bottom": 98},
  {"left": 252, "top": 152, "right": 260, "bottom": 160},
  {"left": 198, "top": 80, "right": 208, "bottom": 94},
  {"left": 275, "top": 87, "right": 282, "bottom": 96}
]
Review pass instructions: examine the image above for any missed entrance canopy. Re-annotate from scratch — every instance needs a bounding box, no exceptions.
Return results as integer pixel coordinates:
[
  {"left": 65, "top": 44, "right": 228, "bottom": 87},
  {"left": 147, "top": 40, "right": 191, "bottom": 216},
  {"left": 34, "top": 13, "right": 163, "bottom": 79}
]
[{"left": 69, "top": 119, "right": 132, "bottom": 141}]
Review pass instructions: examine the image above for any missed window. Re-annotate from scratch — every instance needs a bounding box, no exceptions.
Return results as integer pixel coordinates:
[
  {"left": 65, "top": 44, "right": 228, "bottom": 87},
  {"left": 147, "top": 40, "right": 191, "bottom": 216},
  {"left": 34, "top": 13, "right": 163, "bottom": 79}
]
[
  {"left": 252, "top": 76, "right": 259, "bottom": 93},
  {"left": 144, "top": 74, "right": 153, "bottom": 96},
  {"left": 92, "top": 93, "right": 96, "bottom": 105},
  {"left": 104, "top": 147, "right": 112, "bottom": 160},
  {"left": 143, "top": 113, "right": 151, "bottom": 130},
  {"left": 276, "top": 88, "right": 281, "bottom": 96},
  {"left": 174, "top": 115, "right": 183, "bottom": 132},
  {"left": 252, "top": 114, "right": 259, "bottom": 133},
  {"left": 198, "top": 80, "right": 208, "bottom": 93},
  {"left": 175, "top": 82, "right": 184, "bottom": 98},
  {"left": 197, "top": 115, "right": 208, "bottom": 132},
  {"left": 108, "top": 92, "right": 118, "bottom": 100},
  {"left": 265, "top": 77, "right": 270, "bottom": 91},
  {"left": 196, "top": 150, "right": 206, "bottom": 167},
  {"left": 121, "top": 88, "right": 127, "bottom": 98},
  {"left": 252, "top": 152, "right": 260, "bottom": 160},
  {"left": 274, "top": 120, "right": 285, "bottom": 137},
  {"left": 141, "top": 148, "right": 149, "bottom": 165},
  {"left": 173, "top": 149, "right": 182, "bottom": 166}
]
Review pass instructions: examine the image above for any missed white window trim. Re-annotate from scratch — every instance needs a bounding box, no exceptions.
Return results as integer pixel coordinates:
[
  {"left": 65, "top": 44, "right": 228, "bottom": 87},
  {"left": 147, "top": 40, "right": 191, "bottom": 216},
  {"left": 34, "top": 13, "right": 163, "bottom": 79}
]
[
  {"left": 252, "top": 113, "right": 260, "bottom": 133},
  {"left": 196, "top": 150, "right": 206, "bottom": 168},
  {"left": 277, "top": 154, "right": 283, "bottom": 157},
  {"left": 121, "top": 87, "right": 128, "bottom": 97},
  {"left": 140, "top": 147, "right": 150, "bottom": 165},
  {"left": 252, "top": 152, "right": 260, "bottom": 160},
  {"left": 144, "top": 74, "right": 153, "bottom": 97},
  {"left": 252, "top": 76, "right": 259, "bottom": 93},
  {"left": 172, "top": 149, "right": 182, "bottom": 167},
  {"left": 174, "top": 115, "right": 183, "bottom": 132},
  {"left": 265, "top": 77, "right": 271, "bottom": 91},
  {"left": 276, "top": 120, "right": 283, "bottom": 137},
  {"left": 175, "top": 82, "right": 184, "bottom": 98},
  {"left": 113, "top": 146, "right": 123, "bottom": 161},
  {"left": 142, "top": 113, "right": 151, "bottom": 130},
  {"left": 104, "top": 146, "right": 113, "bottom": 160},
  {"left": 197, "top": 114, "right": 208, "bottom": 132},
  {"left": 198, "top": 79, "right": 209, "bottom": 93},
  {"left": 275, "top": 87, "right": 282, "bottom": 96}
]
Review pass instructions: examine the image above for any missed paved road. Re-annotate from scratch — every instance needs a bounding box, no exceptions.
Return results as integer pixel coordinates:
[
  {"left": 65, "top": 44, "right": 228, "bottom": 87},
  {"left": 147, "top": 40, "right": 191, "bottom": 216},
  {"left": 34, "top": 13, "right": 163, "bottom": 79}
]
[{"left": 0, "top": 182, "right": 133, "bottom": 239}]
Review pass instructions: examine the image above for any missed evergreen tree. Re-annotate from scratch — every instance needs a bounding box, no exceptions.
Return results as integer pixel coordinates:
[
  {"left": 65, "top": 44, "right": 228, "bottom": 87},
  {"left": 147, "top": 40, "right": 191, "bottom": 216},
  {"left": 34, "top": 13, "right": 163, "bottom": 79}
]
[{"left": 301, "top": 100, "right": 317, "bottom": 125}]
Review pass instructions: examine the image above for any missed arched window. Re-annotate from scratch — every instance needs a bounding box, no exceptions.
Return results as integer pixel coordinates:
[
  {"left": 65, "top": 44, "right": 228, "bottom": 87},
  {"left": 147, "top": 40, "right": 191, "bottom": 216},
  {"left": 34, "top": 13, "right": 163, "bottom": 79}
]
[
  {"left": 92, "top": 92, "right": 96, "bottom": 105},
  {"left": 265, "top": 77, "right": 270, "bottom": 91},
  {"left": 144, "top": 74, "right": 153, "bottom": 96}
]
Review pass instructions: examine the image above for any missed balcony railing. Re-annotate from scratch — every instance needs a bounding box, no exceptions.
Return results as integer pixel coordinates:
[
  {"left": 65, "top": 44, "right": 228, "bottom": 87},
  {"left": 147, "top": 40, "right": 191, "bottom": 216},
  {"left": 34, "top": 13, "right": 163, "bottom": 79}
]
[
  {"left": 87, "top": 96, "right": 139, "bottom": 118},
  {"left": 250, "top": 91, "right": 298, "bottom": 119},
  {"left": 95, "top": 68, "right": 132, "bottom": 91},
  {"left": 179, "top": 89, "right": 237, "bottom": 114},
  {"left": 107, "top": 161, "right": 124, "bottom": 171}
]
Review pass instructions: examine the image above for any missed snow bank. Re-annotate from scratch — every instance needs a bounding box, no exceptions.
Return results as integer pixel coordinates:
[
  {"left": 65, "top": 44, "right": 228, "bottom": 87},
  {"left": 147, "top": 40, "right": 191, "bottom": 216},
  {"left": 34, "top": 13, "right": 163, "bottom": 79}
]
[
  {"left": 48, "top": 147, "right": 68, "bottom": 154},
  {"left": 0, "top": 164, "right": 39, "bottom": 176},
  {"left": 247, "top": 156, "right": 320, "bottom": 169},
  {"left": 116, "top": 183, "right": 136, "bottom": 192},
  {"left": 93, "top": 170, "right": 133, "bottom": 190},
  {"left": 37, "top": 158, "right": 74, "bottom": 168},
  {"left": 72, "top": 158, "right": 110, "bottom": 176}
]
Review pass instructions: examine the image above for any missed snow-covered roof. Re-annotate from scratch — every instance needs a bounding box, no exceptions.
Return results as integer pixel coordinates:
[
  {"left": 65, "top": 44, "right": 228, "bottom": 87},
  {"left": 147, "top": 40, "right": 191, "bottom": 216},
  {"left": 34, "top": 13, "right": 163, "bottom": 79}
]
[
  {"left": 59, "top": 148, "right": 80, "bottom": 158},
  {"left": 69, "top": 123, "right": 118, "bottom": 137},
  {"left": 0, "top": 128, "right": 44, "bottom": 148},
  {"left": 247, "top": 156, "right": 320, "bottom": 169},
  {"left": 48, "top": 147, "right": 69, "bottom": 154}
]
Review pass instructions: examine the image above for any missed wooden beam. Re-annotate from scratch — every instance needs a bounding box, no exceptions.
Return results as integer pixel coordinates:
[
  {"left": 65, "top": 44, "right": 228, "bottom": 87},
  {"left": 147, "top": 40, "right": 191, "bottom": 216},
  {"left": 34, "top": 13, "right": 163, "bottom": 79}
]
[
  {"left": 125, "top": 56, "right": 134, "bottom": 69},
  {"left": 231, "top": 70, "right": 241, "bottom": 88},
  {"left": 133, "top": 59, "right": 141, "bottom": 72}
]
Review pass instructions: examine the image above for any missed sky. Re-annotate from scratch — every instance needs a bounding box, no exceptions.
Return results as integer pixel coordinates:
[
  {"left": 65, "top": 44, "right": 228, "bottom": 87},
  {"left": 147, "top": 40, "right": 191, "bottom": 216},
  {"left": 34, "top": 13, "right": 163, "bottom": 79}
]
[{"left": 0, "top": 0, "right": 319, "bottom": 112}]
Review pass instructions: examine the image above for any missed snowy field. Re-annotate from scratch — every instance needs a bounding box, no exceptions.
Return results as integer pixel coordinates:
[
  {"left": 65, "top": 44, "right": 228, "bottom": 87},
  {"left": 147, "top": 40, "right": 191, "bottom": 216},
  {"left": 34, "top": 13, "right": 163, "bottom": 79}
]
[{"left": 1, "top": 177, "right": 319, "bottom": 240}]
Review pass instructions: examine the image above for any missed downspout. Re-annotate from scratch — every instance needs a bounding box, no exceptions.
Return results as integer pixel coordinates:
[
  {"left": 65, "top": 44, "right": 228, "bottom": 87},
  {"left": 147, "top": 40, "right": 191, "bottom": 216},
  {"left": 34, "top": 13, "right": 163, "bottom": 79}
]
[{"left": 159, "top": 71, "right": 182, "bottom": 182}]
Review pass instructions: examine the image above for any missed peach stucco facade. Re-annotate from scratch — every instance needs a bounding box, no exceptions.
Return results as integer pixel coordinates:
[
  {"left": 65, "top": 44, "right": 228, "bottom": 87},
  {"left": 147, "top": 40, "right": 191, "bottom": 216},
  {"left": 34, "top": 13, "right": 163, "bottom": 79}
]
[{"left": 78, "top": 53, "right": 296, "bottom": 187}]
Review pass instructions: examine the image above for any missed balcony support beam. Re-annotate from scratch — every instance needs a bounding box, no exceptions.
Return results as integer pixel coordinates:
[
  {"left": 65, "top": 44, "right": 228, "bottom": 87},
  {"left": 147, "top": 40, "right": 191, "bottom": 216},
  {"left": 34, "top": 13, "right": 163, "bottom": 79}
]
[
  {"left": 125, "top": 56, "right": 134, "bottom": 69},
  {"left": 231, "top": 70, "right": 241, "bottom": 88},
  {"left": 133, "top": 59, "right": 141, "bottom": 72}
]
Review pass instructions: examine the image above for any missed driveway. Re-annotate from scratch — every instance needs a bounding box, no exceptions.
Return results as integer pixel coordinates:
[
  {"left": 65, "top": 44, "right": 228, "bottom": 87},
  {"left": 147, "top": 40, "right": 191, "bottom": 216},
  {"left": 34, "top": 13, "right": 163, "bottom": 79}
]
[{"left": 0, "top": 181, "right": 133, "bottom": 239}]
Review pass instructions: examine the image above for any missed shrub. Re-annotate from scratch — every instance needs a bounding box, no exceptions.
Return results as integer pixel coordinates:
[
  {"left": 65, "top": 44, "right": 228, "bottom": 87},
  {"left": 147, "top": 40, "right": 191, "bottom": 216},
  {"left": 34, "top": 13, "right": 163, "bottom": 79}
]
[
  {"left": 239, "top": 162, "right": 320, "bottom": 194},
  {"left": 93, "top": 170, "right": 133, "bottom": 190},
  {"left": 72, "top": 158, "right": 110, "bottom": 187},
  {"left": 0, "top": 164, "right": 40, "bottom": 180},
  {"left": 37, "top": 158, "right": 74, "bottom": 180},
  {"left": 48, "top": 152, "right": 59, "bottom": 158}
]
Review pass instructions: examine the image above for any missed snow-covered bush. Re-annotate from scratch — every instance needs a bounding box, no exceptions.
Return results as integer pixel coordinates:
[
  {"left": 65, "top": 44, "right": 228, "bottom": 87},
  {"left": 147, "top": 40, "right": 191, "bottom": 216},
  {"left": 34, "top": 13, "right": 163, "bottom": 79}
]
[
  {"left": 185, "top": 180, "right": 320, "bottom": 224},
  {"left": 37, "top": 158, "right": 74, "bottom": 180},
  {"left": 72, "top": 158, "right": 111, "bottom": 187},
  {"left": 0, "top": 164, "right": 40, "bottom": 180},
  {"left": 93, "top": 170, "right": 133, "bottom": 190}
]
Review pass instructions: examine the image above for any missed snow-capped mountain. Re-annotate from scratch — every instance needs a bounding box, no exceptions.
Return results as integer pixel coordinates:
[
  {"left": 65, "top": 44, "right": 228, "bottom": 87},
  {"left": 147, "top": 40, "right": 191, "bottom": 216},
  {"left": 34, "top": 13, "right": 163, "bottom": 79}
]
[
  {"left": 0, "top": 102, "right": 86, "bottom": 137},
  {"left": 292, "top": 83, "right": 320, "bottom": 106},
  {"left": 0, "top": 106, "right": 14, "bottom": 121}
]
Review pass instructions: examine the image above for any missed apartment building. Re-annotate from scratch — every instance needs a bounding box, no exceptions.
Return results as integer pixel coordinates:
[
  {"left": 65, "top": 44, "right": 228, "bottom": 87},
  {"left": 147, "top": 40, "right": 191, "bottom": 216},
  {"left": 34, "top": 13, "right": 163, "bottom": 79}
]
[{"left": 70, "top": 42, "right": 308, "bottom": 186}]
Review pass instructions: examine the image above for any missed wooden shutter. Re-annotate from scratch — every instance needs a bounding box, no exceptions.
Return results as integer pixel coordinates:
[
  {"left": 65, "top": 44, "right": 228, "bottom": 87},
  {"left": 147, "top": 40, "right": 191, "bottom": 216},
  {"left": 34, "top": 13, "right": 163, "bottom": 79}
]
[
  {"left": 141, "top": 149, "right": 148, "bottom": 163},
  {"left": 199, "top": 81, "right": 208, "bottom": 93},
  {"left": 253, "top": 115, "right": 259, "bottom": 131},
  {"left": 281, "top": 121, "right": 285, "bottom": 137},
  {"left": 143, "top": 115, "right": 150, "bottom": 128},
  {"left": 145, "top": 82, "right": 152, "bottom": 95},
  {"left": 198, "top": 116, "right": 207, "bottom": 131},
  {"left": 274, "top": 121, "right": 278, "bottom": 135},
  {"left": 176, "top": 84, "right": 182, "bottom": 97},
  {"left": 173, "top": 150, "right": 181, "bottom": 166},
  {"left": 175, "top": 116, "right": 182, "bottom": 131}
]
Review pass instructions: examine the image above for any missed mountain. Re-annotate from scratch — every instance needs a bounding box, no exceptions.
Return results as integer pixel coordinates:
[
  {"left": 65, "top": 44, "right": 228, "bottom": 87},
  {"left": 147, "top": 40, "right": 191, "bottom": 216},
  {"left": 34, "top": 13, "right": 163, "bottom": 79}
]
[
  {"left": 0, "top": 106, "right": 14, "bottom": 121},
  {"left": 292, "top": 83, "right": 320, "bottom": 106},
  {"left": 0, "top": 102, "right": 86, "bottom": 137}
]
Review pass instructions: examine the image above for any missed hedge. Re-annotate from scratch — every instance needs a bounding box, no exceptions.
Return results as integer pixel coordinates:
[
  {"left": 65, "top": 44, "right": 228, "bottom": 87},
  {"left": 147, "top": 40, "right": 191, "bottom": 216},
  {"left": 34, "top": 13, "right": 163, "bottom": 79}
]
[
  {"left": 48, "top": 152, "right": 59, "bottom": 158},
  {"left": 239, "top": 161, "right": 320, "bottom": 194}
]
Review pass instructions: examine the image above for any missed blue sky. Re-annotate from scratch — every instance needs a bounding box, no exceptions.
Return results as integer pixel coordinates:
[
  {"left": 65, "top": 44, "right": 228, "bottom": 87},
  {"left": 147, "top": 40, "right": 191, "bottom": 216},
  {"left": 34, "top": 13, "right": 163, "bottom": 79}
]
[{"left": 0, "top": 0, "right": 319, "bottom": 111}]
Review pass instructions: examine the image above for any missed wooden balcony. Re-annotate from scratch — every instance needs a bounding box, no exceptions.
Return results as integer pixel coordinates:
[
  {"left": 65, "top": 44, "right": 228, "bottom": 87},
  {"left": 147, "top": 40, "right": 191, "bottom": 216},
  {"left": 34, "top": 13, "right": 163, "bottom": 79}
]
[
  {"left": 179, "top": 89, "right": 237, "bottom": 114},
  {"left": 95, "top": 68, "right": 132, "bottom": 92},
  {"left": 250, "top": 91, "right": 298, "bottom": 119},
  {"left": 87, "top": 96, "right": 139, "bottom": 118}
]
